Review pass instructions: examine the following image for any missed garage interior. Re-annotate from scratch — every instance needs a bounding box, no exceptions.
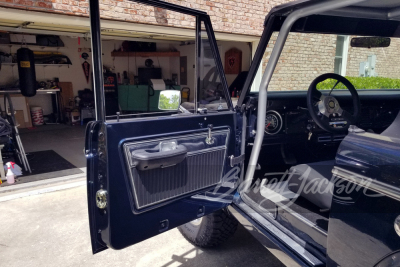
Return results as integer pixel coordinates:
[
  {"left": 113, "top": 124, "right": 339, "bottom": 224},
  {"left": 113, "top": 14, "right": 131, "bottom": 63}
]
[{"left": 0, "top": 7, "right": 258, "bottom": 186}]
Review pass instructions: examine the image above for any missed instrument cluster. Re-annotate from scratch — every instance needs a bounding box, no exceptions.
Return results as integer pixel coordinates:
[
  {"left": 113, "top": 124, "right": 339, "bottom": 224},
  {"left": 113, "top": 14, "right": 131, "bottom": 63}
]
[{"left": 264, "top": 110, "right": 283, "bottom": 135}]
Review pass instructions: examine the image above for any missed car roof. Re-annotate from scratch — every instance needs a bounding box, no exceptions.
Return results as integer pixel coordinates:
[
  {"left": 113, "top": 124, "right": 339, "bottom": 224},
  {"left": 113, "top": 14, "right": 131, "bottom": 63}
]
[
  {"left": 270, "top": 0, "right": 400, "bottom": 18},
  {"left": 265, "top": 0, "right": 400, "bottom": 37}
]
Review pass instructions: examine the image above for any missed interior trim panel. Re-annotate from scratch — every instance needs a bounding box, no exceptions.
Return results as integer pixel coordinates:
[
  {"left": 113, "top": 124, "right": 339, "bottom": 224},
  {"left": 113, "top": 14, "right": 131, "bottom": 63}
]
[{"left": 123, "top": 129, "right": 230, "bottom": 211}]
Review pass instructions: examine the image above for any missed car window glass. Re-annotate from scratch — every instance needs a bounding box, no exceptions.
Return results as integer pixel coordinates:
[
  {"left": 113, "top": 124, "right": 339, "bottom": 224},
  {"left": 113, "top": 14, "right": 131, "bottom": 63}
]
[
  {"left": 254, "top": 32, "right": 400, "bottom": 92},
  {"left": 197, "top": 21, "right": 228, "bottom": 112},
  {"left": 103, "top": 3, "right": 196, "bottom": 120}
]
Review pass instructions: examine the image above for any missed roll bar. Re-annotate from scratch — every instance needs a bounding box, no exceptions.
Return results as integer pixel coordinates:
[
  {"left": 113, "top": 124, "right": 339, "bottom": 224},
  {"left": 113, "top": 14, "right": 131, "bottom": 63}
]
[{"left": 241, "top": 0, "right": 366, "bottom": 192}]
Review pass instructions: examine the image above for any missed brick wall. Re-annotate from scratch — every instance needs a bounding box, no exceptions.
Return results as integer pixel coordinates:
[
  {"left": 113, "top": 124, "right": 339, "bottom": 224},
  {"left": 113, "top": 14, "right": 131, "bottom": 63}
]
[
  {"left": 346, "top": 38, "right": 400, "bottom": 79},
  {"left": 259, "top": 33, "right": 400, "bottom": 91},
  {"left": 0, "top": 0, "right": 294, "bottom": 36},
  {"left": 263, "top": 32, "right": 337, "bottom": 91}
]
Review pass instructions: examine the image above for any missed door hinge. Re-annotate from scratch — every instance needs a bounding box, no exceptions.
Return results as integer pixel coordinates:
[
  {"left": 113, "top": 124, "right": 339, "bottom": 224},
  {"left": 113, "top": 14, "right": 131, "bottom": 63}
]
[{"left": 229, "top": 154, "right": 245, "bottom": 167}]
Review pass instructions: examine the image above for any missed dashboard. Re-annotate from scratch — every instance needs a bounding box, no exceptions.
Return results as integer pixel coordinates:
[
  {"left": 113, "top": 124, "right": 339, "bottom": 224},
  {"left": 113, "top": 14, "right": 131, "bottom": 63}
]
[{"left": 245, "top": 89, "right": 400, "bottom": 145}]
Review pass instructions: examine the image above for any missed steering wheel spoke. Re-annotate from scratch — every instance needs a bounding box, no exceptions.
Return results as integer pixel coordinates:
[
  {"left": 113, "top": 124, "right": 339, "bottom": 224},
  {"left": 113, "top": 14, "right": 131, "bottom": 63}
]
[
  {"left": 312, "top": 88, "right": 322, "bottom": 101},
  {"left": 341, "top": 109, "right": 355, "bottom": 125}
]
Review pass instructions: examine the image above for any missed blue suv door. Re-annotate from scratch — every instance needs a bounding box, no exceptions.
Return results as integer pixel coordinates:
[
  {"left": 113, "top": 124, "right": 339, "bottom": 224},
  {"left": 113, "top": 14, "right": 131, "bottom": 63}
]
[{"left": 85, "top": 0, "right": 243, "bottom": 254}]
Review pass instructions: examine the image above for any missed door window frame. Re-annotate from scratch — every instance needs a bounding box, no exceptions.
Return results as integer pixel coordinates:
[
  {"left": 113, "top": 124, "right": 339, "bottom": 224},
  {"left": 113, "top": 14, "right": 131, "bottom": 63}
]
[
  {"left": 334, "top": 35, "right": 350, "bottom": 76},
  {"left": 89, "top": 0, "right": 232, "bottom": 122}
]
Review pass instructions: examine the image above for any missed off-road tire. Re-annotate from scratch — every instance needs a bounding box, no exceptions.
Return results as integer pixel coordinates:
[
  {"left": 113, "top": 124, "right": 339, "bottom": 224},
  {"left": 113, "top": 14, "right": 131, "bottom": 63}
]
[{"left": 178, "top": 208, "right": 238, "bottom": 247}]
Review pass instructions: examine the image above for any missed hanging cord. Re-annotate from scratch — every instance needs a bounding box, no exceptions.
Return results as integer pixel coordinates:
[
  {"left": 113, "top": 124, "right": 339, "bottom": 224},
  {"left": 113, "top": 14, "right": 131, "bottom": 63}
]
[{"left": 21, "top": 36, "right": 27, "bottom": 48}]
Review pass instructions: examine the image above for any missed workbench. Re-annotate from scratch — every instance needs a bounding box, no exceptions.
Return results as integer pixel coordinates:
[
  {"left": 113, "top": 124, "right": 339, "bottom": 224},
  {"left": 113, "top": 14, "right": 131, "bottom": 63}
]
[{"left": 0, "top": 88, "right": 61, "bottom": 124}]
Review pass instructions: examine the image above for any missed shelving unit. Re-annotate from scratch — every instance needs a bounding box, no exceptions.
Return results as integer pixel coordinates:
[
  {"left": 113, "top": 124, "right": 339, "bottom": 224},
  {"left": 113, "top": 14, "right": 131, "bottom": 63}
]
[
  {"left": 1, "top": 63, "right": 71, "bottom": 67},
  {"left": 0, "top": 43, "right": 70, "bottom": 67},
  {"left": 0, "top": 43, "right": 64, "bottom": 49},
  {"left": 111, "top": 51, "right": 180, "bottom": 57}
]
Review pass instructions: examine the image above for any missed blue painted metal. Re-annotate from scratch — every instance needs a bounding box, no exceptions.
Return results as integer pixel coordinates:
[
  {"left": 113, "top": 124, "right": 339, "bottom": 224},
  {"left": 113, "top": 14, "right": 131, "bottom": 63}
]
[
  {"left": 229, "top": 199, "right": 319, "bottom": 267},
  {"left": 328, "top": 132, "right": 400, "bottom": 266},
  {"left": 85, "top": 0, "right": 400, "bottom": 263},
  {"left": 86, "top": 0, "right": 241, "bottom": 254},
  {"left": 102, "top": 113, "right": 239, "bottom": 250}
]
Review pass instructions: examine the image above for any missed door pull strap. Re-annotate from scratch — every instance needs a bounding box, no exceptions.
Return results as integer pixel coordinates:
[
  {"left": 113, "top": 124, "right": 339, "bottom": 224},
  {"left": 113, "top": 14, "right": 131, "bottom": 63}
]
[{"left": 229, "top": 154, "right": 245, "bottom": 167}]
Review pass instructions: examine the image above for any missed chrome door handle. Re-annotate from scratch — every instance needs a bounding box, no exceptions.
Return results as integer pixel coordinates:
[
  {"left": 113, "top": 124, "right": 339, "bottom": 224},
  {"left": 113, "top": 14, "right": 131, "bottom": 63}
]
[{"left": 205, "top": 124, "right": 214, "bottom": 145}]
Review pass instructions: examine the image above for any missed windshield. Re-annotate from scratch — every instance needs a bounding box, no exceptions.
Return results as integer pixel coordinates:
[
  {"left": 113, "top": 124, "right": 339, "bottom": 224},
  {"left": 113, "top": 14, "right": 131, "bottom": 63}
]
[{"left": 253, "top": 32, "right": 400, "bottom": 92}]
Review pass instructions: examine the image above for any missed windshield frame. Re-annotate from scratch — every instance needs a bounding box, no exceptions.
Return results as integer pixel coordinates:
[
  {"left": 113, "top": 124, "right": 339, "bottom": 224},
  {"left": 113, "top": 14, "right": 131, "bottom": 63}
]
[{"left": 238, "top": 6, "right": 400, "bottom": 107}]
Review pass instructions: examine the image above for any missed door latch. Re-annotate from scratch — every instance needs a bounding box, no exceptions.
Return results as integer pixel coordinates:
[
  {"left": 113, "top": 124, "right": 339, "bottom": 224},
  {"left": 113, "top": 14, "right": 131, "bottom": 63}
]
[
  {"left": 96, "top": 189, "right": 108, "bottom": 209},
  {"left": 205, "top": 124, "right": 214, "bottom": 145}
]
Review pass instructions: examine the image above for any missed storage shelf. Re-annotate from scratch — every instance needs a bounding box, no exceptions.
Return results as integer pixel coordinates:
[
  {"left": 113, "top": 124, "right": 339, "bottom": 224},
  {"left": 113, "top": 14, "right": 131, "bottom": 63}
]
[
  {"left": 1, "top": 63, "right": 71, "bottom": 67},
  {"left": 111, "top": 51, "right": 180, "bottom": 57},
  {"left": 0, "top": 43, "right": 64, "bottom": 48}
]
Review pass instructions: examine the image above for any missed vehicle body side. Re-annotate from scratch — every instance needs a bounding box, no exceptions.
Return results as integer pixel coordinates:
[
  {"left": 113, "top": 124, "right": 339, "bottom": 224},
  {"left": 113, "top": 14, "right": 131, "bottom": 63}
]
[
  {"left": 231, "top": 0, "right": 400, "bottom": 266},
  {"left": 85, "top": 0, "right": 400, "bottom": 266}
]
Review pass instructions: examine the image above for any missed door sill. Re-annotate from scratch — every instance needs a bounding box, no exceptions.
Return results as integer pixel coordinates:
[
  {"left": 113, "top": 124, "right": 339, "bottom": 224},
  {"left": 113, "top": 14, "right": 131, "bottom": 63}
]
[{"left": 234, "top": 193, "right": 326, "bottom": 266}]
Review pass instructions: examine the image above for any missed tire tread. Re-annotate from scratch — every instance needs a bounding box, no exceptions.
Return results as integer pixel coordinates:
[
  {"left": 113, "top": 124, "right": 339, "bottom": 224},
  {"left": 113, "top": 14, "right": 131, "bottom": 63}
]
[{"left": 178, "top": 208, "right": 238, "bottom": 248}]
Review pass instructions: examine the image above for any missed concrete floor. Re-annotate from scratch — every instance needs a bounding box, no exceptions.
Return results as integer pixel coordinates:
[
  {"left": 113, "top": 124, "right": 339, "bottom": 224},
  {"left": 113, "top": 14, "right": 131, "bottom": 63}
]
[
  {"left": 0, "top": 185, "right": 285, "bottom": 267},
  {"left": 19, "top": 124, "right": 86, "bottom": 168}
]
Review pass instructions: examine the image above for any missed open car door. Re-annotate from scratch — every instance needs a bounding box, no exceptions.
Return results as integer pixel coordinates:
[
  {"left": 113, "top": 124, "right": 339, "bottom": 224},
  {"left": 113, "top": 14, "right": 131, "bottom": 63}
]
[{"left": 85, "top": 0, "right": 243, "bottom": 253}]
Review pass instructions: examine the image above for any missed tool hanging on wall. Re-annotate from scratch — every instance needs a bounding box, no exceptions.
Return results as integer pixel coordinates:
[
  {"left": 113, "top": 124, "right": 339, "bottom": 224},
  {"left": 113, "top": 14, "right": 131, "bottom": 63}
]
[{"left": 81, "top": 52, "right": 90, "bottom": 84}]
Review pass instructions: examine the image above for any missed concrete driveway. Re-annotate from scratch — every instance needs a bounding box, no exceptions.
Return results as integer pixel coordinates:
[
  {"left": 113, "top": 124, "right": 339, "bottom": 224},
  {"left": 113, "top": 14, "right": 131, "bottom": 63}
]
[{"left": 0, "top": 185, "right": 284, "bottom": 267}]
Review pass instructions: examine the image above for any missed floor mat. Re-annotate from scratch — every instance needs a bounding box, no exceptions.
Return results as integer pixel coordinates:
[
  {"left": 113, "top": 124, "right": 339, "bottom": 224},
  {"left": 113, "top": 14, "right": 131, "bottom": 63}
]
[
  {"left": 245, "top": 180, "right": 329, "bottom": 231},
  {"left": 260, "top": 180, "right": 298, "bottom": 202},
  {"left": 1, "top": 150, "right": 83, "bottom": 186}
]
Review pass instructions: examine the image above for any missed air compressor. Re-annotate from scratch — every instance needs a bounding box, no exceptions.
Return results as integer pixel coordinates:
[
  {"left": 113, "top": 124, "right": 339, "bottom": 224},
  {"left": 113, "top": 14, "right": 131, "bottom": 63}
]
[{"left": 17, "top": 47, "right": 37, "bottom": 97}]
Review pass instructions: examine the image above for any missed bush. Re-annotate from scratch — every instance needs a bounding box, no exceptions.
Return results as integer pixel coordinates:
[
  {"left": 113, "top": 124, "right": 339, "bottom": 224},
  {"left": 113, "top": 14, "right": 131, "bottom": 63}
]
[{"left": 316, "top": 76, "right": 400, "bottom": 90}]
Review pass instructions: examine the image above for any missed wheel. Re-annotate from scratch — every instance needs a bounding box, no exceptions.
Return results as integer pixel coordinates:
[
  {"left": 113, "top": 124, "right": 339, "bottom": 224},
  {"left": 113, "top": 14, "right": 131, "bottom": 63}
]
[{"left": 178, "top": 208, "right": 238, "bottom": 248}]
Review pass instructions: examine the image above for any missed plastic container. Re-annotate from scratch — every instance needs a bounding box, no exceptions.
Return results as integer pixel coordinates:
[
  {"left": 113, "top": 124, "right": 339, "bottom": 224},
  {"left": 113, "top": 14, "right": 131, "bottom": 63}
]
[
  {"left": 31, "top": 106, "right": 44, "bottom": 126},
  {"left": 6, "top": 162, "right": 15, "bottom": 184}
]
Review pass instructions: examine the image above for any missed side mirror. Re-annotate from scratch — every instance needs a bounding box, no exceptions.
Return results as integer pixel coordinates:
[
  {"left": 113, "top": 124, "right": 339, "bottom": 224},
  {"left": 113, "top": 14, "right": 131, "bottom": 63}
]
[{"left": 158, "top": 90, "right": 181, "bottom": 111}]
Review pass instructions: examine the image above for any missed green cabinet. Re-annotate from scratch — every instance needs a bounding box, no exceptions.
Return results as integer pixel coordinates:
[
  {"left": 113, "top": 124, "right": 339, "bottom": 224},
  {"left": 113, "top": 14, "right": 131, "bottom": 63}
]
[{"left": 118, "top": 85, "right": 180, "bottom": 112}]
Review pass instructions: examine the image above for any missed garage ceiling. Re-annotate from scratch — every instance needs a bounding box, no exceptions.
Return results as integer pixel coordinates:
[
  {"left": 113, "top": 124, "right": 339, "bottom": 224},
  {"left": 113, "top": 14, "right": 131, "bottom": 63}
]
[{"left": 0, "top": 7, "right": 259, "bottom": 43}]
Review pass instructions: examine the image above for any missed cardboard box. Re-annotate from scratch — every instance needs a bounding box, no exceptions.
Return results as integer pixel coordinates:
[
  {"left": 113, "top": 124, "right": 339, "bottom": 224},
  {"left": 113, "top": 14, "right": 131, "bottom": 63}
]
[
  {"left": 1, "top": 96, "right": 32, "bottom": 128},
  {"left": 65, "top": 111, "right": 80, "bottom": 125},
  {"left": 14, "top": 110, "right": 26, "bottom": 128}
]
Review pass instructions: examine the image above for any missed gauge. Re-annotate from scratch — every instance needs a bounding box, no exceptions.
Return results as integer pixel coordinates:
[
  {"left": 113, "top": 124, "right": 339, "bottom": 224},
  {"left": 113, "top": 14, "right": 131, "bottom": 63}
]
[
  {"left": 265, "top": 114, "right": 278, "bottom": 131},
  {"left": 265, "top": 110, "right": 283, "bottom": 135}
]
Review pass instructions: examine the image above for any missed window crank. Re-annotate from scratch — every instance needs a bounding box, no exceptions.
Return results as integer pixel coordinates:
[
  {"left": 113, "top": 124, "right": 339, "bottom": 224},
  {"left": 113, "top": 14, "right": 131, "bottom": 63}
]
[{"left": 205, "top": 124, "right": 214, "bottom": 145}]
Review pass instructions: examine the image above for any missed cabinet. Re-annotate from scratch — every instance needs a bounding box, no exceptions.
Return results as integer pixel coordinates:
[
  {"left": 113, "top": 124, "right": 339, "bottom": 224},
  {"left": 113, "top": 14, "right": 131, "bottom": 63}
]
[{"left": 118, "top": 85, "right": 180, "bottom": 112}]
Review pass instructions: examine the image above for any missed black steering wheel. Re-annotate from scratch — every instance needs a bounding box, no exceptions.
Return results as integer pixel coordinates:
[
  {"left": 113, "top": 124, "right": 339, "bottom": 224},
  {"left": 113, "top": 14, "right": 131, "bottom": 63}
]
[{"left": 307, "top": 73, "right": 361, "bottom": 133}]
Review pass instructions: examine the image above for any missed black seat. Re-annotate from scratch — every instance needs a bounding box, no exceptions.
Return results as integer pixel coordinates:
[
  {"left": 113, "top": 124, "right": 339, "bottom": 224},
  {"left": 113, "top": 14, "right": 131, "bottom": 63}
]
[{"left": 288, "top": 160, "right": 335, "bottom": 210}]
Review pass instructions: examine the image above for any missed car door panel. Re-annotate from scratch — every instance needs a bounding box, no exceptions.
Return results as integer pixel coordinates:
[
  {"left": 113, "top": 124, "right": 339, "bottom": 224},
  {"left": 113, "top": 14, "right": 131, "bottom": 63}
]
[
  {"left": 124, "top": 128, "right": 230, "bottom": 212},
  {"left": 87, "top": 112, "right": 240, "bottom": 251},
  {"left": 86, "top": 0, "right": 242, "bottom": 253}
]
